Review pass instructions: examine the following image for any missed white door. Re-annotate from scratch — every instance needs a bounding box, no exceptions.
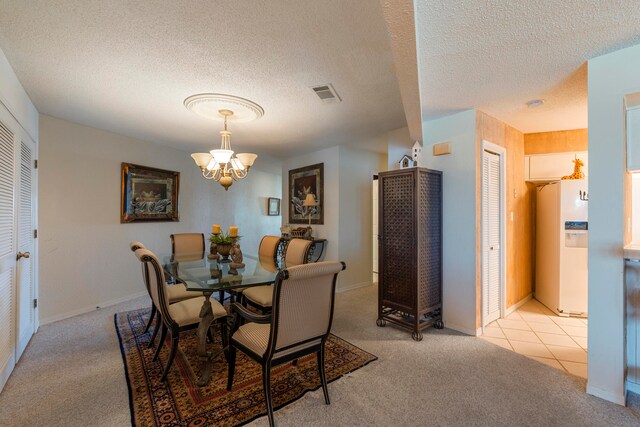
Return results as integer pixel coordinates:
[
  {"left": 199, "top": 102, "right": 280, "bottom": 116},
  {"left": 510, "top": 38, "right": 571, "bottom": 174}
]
[
  {"left": 16, "top": 136, "right": 36, "bottom": 358},
  {"left": 482, "top": 150, "right": 502, "bottom": 325},
  {"left": 0, "top": 105, "right": 18, "bottom": 391},
  {"left": 0, "top": 102, "right": 37, "bottom": 392}
]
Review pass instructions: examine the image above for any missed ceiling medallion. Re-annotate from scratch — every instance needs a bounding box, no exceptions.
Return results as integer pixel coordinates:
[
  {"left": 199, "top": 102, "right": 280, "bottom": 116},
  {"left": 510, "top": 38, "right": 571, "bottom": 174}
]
[
  {"left": 187, "top": 94, "right": 261, "bottom": 191},
  {"left": 184, "top": 93, "right": 264, "bottom": 123}
]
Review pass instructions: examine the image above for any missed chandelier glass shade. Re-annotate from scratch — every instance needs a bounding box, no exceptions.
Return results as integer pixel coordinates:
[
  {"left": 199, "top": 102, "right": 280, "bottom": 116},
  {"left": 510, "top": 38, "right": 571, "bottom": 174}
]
[{"left": 189, "top": 109, "right": 257, "bottom": 191}]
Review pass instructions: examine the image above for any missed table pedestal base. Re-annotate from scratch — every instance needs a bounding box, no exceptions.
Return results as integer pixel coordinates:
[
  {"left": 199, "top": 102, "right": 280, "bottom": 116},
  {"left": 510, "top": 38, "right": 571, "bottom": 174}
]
[{"left": 196, "top": 291, "right": 220, "bottom": 387}]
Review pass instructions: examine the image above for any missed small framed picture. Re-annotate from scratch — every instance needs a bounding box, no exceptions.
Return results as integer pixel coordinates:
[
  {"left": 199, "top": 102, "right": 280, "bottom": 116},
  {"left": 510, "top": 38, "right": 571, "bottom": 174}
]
[{"left": 268, "top": 197, "right": 281, "bottom": 216}]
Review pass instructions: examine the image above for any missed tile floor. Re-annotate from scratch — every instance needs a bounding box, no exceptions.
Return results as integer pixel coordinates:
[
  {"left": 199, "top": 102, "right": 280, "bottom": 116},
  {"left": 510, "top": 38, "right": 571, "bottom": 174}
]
[{"left": 481, "top": 298, "right": 588, "bottom": 379}]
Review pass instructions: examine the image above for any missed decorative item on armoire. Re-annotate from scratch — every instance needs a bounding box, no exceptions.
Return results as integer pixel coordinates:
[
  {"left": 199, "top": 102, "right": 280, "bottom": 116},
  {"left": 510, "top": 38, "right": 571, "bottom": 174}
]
[
  {"left": 377, "top": 167, "right": 444, "bottom": 341},
  {"left": 412, "top": 141, "right": 422, "bottom": 166},
  {"left": 398, "top": 154, "right": 415, "bottom": 169}
]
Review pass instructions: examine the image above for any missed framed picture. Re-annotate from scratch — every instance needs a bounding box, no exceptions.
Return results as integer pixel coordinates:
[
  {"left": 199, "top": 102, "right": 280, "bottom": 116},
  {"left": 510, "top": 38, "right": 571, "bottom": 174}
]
[
  {"left": 267, "top": 197, "right": 281, "bottom": 216},
  {"left": 288, "top": 163, "right": 324, "bottom": 224},
  {"left": 121, "top": 163, "right": 180, "bottom": 223}
]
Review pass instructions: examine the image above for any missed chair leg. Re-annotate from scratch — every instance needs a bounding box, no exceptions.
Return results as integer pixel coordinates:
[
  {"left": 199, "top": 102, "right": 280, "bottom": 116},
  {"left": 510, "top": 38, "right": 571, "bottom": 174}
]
[
  {"left": 226, "top": 345, "right": 237, "bottom": 391},
  {"left": 262, "top": 362, "right": 275, "bottom": 427},
  {"left": 153, "top": 323, "right": 167, "bottom": 361},
  {"left": 221, "top": 321, "right": 230, "bottom": 361},
  {"left": 144, "top": 305, "right": 157, "bottom": 333},
  {"left": 161, "top": 334, "right": 179, "bottom": 381},
  {"left": 317, "top": 347, "right": 330, "bottom": 405},
  {"left": 218, "top": 290, "right": 225, "bottom": 304},
  {"left": 148, "top": 313, "right": 162, "bottom": 349}
]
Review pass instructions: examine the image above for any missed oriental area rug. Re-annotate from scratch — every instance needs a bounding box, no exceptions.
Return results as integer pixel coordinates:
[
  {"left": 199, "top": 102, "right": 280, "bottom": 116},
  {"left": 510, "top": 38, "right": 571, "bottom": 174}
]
[{"left": 115, "top": 308, "right": 377, "bottom": 426}]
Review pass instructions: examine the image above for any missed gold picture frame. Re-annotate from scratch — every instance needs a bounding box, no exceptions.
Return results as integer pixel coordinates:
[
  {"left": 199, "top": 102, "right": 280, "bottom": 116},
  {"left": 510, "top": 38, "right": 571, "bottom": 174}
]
[{"left": 121, "top": 163, "right": 180, "bottom": 223}]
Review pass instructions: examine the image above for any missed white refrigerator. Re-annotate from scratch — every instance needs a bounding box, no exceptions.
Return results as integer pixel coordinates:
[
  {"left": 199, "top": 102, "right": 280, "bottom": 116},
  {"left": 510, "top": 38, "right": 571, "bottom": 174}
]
[{"left": 535, "top": 180, "right": 588, "bottom": 317}]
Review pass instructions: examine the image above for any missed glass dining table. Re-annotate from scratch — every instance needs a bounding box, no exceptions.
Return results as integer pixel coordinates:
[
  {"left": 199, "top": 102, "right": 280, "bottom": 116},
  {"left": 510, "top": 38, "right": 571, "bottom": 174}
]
[{"left": 163, "top": 252, "right": 281, "bottom": 386}]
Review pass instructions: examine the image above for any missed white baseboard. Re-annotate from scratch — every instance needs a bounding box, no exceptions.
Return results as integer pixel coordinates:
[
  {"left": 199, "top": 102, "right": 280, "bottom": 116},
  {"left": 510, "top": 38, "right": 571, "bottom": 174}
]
[
  {"left": 444, "top": 322, "right": 477, "bottom": 336},
  {"left": 0, "top": 352, "right": 15, "bottom": 394},
  {"left": 39, "top": 291, "right": 148, "bottom": 326},
  {"left": 337, "top": 281, "right": 372, "bottom": 293},
  {"left": 505, "top": 293, "right": 533, "bottom": 316},
  {"left": 587, "top": 383, "right": 626, "bottom": 406}
]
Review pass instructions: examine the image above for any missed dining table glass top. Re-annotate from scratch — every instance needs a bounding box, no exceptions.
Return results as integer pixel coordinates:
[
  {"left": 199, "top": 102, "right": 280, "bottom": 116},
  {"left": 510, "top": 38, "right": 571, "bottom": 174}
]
[{"left": 163, "top": 252, "right": 281, "bottom": 292}]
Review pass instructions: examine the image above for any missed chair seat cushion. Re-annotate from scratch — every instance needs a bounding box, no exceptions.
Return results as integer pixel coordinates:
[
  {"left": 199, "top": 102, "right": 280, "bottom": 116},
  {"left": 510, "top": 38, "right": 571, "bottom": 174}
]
[
  {"left": 232, "top": 322, "right": 321, "bottom": 358},
  {"left": 168, "top": 296, "right": 227, "bottom": 326},
  {"left": 166, "top": 283, "right": 202, "bottom": 303},
  {"left": 243, "top": 285, "right": 273, "bottom": 307}
]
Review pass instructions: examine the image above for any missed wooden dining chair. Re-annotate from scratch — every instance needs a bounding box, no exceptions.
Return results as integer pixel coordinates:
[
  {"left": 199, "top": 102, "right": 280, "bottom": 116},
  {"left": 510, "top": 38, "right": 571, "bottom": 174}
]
[
  {"left": 243, "top": 238, "right": 311, "bottom": 313},
  {"left": 284, "top": 238, "right": 314, "bottom": 266},
  {"left": 130, "top": 241, "right": 202, "bottom": 350},
  {"left": 170, "top": 232, "right": 230, "bottom": 303},
  {"left": 227, "top": 261, "right": 346, "bottom": 427},
  {"left": 170, "top": 233, "right": 206, "bottom": 259},
  {"left": 241, "top": 236, "right": 285, "bottom": 312},
  {"left": 134, "top": 247, "right": 228, "bottom": 381}
]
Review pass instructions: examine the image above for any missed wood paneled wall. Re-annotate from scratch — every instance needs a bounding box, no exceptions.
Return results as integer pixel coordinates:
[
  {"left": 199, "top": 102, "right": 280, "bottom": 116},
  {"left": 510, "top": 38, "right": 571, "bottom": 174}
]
[
  {"left": 524, "top": 129, "right": 588, "bottom": 154},
  {"left": 475, "top": 111, "right": 534, "bottom": 329}
]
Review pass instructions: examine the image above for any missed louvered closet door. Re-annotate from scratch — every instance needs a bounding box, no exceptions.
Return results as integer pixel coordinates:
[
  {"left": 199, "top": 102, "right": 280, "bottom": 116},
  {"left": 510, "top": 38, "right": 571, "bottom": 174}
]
[
  {"left": 16, "top": 135, "right": 36, "bottom": 359},
  {"left": 0, "top": 105, "right": 17, "bottom": 390},
  {"left": 482, "top": 150, "right": 502, "bottom": 325}
]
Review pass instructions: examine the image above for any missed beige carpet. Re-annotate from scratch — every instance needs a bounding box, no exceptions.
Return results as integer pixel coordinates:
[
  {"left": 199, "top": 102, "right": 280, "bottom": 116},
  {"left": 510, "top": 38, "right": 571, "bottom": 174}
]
[{"left": 1, "top": 284, "right": 640, "bottom": 426}]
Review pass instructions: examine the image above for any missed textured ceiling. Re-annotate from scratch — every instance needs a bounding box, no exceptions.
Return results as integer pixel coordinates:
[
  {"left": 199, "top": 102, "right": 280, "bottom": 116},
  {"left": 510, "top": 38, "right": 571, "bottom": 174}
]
[
  {"left": 415, "top": 0, "right": 640, "bottom": 133},
  {"left": 0, "top": 0, "right": 405, "bottom": 157},
  {"left": 379, "top": 0, "right": 422, "bottom": 142}
]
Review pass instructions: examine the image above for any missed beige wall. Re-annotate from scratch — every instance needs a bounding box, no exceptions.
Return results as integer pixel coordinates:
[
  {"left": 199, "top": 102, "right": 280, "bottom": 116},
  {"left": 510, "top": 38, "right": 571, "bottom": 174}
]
[
  {"left": 524, "top": 129, "right": 588, "bottom": 154},
  {"left": 281, "top": 145, "right": 385, "bottom": 291},
  {"left": 38, "top": 115, "right": 282, "bottom": 324},
  {"left": 421, "top": 110, "right": 478, "bottom": 335},
  {"left": 475, "top": 111, "right": 534, "bottom": 329}
]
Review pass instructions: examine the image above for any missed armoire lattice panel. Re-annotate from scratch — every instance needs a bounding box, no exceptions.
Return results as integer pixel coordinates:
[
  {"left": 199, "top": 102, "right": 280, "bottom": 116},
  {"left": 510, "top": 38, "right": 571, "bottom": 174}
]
[{"left": 378, "top": 167, "right": 442, "bottom": 340}]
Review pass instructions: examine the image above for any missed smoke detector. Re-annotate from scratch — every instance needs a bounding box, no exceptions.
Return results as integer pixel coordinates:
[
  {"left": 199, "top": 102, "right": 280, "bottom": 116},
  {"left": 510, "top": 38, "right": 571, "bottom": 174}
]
[{"left": 311, "top": 84, "right": 342, "bottom": 103}]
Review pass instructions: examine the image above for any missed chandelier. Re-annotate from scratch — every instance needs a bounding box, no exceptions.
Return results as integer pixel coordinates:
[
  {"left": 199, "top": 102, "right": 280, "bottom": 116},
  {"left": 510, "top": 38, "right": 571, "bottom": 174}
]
[{"left": 187, "top": 94, "right": 261, "bottom": 191}]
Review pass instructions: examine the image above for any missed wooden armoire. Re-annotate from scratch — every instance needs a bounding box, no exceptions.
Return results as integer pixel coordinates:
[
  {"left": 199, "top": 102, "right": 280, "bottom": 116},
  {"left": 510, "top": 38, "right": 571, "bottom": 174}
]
[{"left": 377, "top": 167, "right": 443, "bottom": 341}]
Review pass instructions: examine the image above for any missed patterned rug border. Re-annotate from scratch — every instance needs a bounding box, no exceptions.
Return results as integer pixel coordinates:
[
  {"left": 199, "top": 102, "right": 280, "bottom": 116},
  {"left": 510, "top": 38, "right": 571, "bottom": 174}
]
[
  {"left": 115, "top": 313, "right": 139, "bottom": 427},
  {"left": 114, "top": 309, "right": 378, "bottom": 427}
]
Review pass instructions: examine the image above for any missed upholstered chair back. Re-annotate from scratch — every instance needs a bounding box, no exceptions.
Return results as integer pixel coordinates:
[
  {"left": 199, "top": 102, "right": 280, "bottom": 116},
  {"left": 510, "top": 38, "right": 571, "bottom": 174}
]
[
  {"left": 130, "top": 241, "right": 149, "bottom": 293},
  {"left": 170, "top": 233, "right": 205, "bottom": 262},
  {"left": 129, "top": 241, "right": 145, "bottom": 251},
  {"left": 269, "top": 261, "right": 344, "bottom": 353},
  {"left": 284, "top": 238, "right": 312, "bottom": 266},
  {"left": 258, "top": 235, "right": 281, "bottom": 260},
  {"left": 135, "top": 248, "right": 170, "bottom": 317},
  {"left": 258, "top": 255, "right": 278, "bottom": 273}
]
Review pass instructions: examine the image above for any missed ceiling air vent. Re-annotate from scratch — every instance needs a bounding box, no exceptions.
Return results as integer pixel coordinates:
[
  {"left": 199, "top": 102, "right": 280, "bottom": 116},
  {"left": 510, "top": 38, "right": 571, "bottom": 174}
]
[{"left": 312, "top": 84, "right": 341, "bottom": 103}]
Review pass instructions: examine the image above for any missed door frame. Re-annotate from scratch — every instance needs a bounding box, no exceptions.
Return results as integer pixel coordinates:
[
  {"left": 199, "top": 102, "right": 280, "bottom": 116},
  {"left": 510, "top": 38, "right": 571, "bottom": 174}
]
[
  {"left": 15, "top": 133, "right": 38, "bottom": 359},
  {"left": 481, "top": 140, "right": 507, "bottom": 327}
]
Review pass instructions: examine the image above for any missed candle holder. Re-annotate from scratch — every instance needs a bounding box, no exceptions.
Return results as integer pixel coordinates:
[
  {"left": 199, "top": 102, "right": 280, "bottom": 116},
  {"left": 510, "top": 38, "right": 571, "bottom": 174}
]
[
  {"left": 208, "top": 232, "right": 220, "bottom": 260},
  {"left": 230, "top": 237, "right": 245, "bottom": 269}
]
